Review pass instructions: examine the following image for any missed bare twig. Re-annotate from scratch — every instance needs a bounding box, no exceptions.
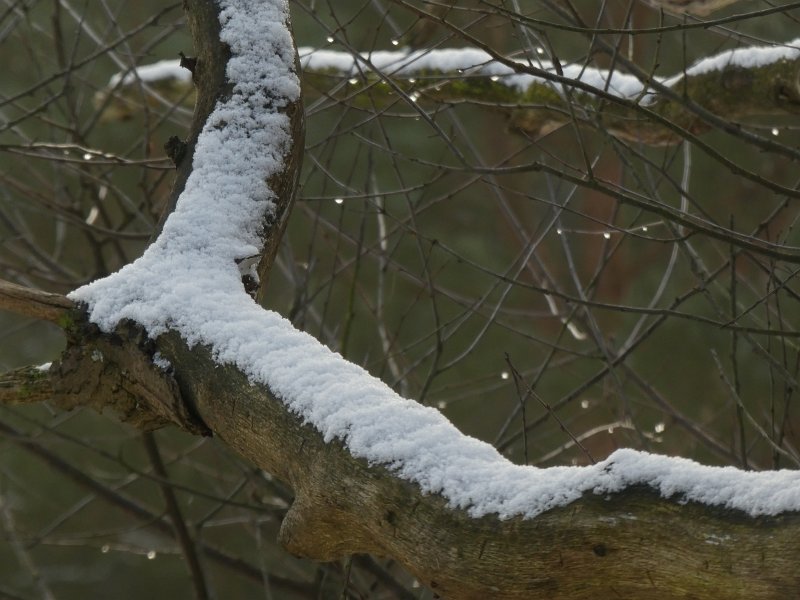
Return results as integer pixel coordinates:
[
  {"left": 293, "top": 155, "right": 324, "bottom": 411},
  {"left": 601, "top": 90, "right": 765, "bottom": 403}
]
[
  {"left": 0, "top": 279, "right": 74, "bottom": 324},
  {"left": 0, "top": 417, "right": 315, "bottom": 595},
  {"left": 142, "top": 432, "right": 211, "bottom": 600}
]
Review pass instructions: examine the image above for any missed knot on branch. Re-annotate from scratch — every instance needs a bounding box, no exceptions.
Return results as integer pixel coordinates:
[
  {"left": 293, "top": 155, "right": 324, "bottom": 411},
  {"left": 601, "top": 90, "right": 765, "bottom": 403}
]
[
  {"left": 278, "top": 492, "right": 361, "bottom": 561},
  {"left": 178, "top": 51, "right": 198, "bottom": 76},
  {"left": 164, "top": 135, "right": 188, "bottom": 168},
  {"left": 52, "top": 313, "right": 210, "bottom": 436}
]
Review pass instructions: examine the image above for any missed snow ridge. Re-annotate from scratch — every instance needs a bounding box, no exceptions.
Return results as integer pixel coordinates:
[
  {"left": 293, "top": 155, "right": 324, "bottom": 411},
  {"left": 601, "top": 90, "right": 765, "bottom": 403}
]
[
  {"left": 299, "top": 37, "right": 800, "bottom": 100},
  {"left": 71, "top": 0, "right": 800, "bottom": 519},
  {"left": 104, "top": 37, "right": 800, "bottom": 105}
]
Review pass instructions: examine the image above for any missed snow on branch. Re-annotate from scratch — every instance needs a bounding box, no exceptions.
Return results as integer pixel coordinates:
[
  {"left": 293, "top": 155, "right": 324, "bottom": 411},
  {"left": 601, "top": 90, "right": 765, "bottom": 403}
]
[
  {"left": 300, "top": 40, "right": 800, "bottom": 144},
  {"left": 97, "top": 38, "right": 800, "bottom": 145},
  {"left": 298, "top": 38, "right": 800, "bottom": 93},
  {"left": 641, "top": 0, "right": 745, "bottom": 15},
  {"left": 67, "top": 0, "right": 800, "bottom": 523}
]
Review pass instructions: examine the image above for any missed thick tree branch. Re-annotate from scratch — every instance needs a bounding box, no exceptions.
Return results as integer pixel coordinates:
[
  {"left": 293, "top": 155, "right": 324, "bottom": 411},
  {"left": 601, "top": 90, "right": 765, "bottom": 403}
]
[
  {"left": 97, "top": 41, "right": 800, "bottom": 147},
  {"left": 52, "top": 318, "right": 210, "bottom": 435},
  {"left": 301, "top": 45, "right": 800, "bottom": 144},
  {"left": 391, "top": 0, "right": 800, "bottom": 156},
  {"left": 31, "top": 311, "right": 800, "bottom": 598},
  {"left": 155, "top": 0, "right": 229, "bottom": 235}
]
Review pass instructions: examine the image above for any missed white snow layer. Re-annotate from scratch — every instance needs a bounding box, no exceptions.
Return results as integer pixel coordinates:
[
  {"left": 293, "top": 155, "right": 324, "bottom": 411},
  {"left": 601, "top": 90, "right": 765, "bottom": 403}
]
[
  {"left": 109, "top": 58, "right": 193, "bottom": 88},
  {"left": 71, "top": 1, "right": 800, "bottom": 520},
  {"left": 299, "top": 37, "right": 800, "bottom": 99},
  {"left": 299, "top": 46, "right": 645, "bottom": 98},
  {"left": 684, "top": 37, "right": 800, "bottom": 75},
  {"left": 106, "top": 37, "right": 800, "bottom": 103}
]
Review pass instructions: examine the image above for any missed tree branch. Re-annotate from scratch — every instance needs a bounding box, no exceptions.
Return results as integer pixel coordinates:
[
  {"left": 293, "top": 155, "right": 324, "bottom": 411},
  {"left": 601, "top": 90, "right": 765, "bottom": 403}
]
[
  {"left": 302, "top": 42, "right": 800, "bottom": 145},
  {"left": 97, "top": 40, "right": 800, "bottom": 147},
  {"left": 640, "top": 0, "right": 744, "bottom": 15},
  {"left": 153, "top": 333, "right": 800, "bottom": 600},
  {"left": 0, "top": 418, "right": 316, "bottom": 598},
  {"left": 0, "top": 365, "right": 54, "bottom": 405},
  {"left": 142, "top": 431, "right": 211, "bottom": 600},
  {"left": 0, "top": 279, "right": 74, "bottom": 324}
]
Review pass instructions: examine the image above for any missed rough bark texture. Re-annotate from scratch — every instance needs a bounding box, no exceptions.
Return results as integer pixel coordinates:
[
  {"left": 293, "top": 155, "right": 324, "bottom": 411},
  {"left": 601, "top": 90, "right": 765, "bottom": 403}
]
[
  {"left": 52, "top": 316, "right": 210, "bottom": 435},
  {"left": 1, "top": 1, "right": 799, "bottom": 599},
  {"left": 0, "top": 365, "right": 55, "bottom": 405}
]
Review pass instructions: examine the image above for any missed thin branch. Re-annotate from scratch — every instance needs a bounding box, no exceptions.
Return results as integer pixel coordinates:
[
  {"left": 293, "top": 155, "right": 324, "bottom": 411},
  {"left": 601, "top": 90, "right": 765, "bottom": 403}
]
[
  {"left": 0, "top": 417, "right": 315, "bottom": 596},
  {"left": 142, "top": 432, "right": 211, "bottom": 600},
  {"left": 0, "top": 279, "right": 74, "bottom": 324},
  {"left": 0, "top": 496, "right": 56, "bottom": 600},
  {"left": 711, "top": 350, "right": 800, "bottom": 467}
]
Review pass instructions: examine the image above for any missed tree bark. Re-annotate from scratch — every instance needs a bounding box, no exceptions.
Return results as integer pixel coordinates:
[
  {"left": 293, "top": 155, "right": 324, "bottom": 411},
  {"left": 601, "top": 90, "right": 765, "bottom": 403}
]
[{"left": 0, "top": 279, "right": 73, "bottom": 324}]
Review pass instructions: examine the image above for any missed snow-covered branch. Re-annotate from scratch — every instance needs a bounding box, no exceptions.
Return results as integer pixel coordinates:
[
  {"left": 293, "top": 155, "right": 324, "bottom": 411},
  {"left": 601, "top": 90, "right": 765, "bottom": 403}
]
[
  {"left": 300, "top": 41, "right": 800, "bottom": 145},
  {"left": 97, "top": 38, "right": 800, "bottom": 146},
  {"left": 146, "top": 332, "right": 800, "bottom": 599},
  {"left": 6, "top": 0, "right": 796, "bottom": 597},
  {"left": 640, "top": 0, "right": 745, "bottom": 15}
]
